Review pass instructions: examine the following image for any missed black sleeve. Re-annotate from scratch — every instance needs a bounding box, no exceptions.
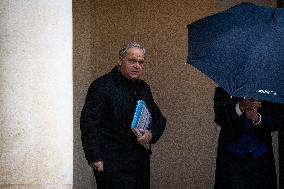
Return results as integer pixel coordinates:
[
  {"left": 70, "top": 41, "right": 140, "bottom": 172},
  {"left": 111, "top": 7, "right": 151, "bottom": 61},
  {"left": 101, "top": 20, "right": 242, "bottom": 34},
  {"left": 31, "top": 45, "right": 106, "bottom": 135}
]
[
  {"left": 145, "top": 85, "right": 166, "bottom": 144},
  {"left": 80, "top": 80, "right": 107, "bottom": 164},
  {"left": 213, "top": 86, "right": 244, "bottom": 128}
]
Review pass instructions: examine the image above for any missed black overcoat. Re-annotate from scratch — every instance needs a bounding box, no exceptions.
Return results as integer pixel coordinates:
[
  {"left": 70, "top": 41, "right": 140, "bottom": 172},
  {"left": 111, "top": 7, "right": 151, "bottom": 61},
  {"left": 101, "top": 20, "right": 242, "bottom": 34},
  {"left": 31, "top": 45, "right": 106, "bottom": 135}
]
[{"left": 80, "top": 66, "right": 166, "bottom": 189}]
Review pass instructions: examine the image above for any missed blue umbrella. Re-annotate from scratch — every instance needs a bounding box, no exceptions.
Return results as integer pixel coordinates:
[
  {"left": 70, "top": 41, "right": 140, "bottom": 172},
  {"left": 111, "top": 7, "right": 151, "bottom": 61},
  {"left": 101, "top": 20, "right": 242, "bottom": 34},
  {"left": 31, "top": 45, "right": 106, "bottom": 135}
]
[{"left": 187, "top": 2, "right": 284, "bottom": 104}]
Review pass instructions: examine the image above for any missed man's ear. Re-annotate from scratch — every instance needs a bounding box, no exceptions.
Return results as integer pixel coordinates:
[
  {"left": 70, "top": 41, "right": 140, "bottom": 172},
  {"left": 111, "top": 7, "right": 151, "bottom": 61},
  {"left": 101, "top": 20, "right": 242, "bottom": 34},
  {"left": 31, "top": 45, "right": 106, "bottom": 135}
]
[{"left": 118, "top": 59, "right": 122, "bottom": 66}]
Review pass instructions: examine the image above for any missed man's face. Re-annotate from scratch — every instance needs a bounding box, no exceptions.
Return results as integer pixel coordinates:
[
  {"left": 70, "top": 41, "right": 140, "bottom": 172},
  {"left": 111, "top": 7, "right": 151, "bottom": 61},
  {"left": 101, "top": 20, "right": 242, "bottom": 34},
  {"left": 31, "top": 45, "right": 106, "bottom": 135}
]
[{"left": 118, "top": 48, "right": 145, "bottom": 81}]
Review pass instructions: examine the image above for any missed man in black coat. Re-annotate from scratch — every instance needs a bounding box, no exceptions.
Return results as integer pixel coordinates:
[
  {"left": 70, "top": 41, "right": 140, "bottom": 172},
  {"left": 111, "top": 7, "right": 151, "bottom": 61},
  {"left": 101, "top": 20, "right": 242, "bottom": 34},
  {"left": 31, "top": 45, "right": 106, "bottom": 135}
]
[
  {"left": 80, "top": 42, "right": 166, "bottom": 189},
  {"left": 213, "top": 86, "right": 282, "bottom": 189}
]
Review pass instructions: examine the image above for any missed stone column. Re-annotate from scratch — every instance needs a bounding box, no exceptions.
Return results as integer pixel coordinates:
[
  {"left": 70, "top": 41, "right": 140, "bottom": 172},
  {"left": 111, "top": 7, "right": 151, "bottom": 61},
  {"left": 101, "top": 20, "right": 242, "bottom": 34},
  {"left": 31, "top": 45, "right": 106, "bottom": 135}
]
[{"left": 0, "top": 1, "right": 73, "bottom": 188}]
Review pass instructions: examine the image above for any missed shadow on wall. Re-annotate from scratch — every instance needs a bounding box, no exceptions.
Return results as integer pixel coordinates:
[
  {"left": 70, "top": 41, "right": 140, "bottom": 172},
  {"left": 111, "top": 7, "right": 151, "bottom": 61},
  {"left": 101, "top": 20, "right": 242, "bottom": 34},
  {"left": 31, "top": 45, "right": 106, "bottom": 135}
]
[{"left": 73, "top": 0, "right": 97, "bottom": 189}]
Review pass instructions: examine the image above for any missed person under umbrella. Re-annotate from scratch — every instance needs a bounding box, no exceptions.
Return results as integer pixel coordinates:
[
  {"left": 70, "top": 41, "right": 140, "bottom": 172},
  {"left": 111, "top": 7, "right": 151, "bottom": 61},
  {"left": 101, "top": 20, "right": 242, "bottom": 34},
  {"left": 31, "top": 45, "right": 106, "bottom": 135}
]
[
  {"left": 214, "top": 86, "right": 282, "bottom": 189},
  {"left": 187, "top": 2, "right": 284, "bottom": 189}
]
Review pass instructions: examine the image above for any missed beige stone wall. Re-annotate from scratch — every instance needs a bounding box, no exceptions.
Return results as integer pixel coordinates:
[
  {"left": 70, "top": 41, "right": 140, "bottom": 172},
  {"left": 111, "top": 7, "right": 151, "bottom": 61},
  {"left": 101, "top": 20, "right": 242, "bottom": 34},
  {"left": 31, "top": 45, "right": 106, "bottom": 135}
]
[{"left": 73, "top": 0, "right": 277, "bottom": 188}]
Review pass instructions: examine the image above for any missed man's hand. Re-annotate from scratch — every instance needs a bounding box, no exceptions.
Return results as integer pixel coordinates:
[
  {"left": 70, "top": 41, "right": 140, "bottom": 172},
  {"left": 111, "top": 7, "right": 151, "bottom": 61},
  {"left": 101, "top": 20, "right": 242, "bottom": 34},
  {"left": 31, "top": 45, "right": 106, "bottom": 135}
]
[
  {"left": 137, "top": 129, "right": 152, "bottom": 146},
  {"left": 239, "top": 98, "right": 261, "bottom": 113},
  {"left": 91, "top": 161, "right": 104, "bottom": 172}
]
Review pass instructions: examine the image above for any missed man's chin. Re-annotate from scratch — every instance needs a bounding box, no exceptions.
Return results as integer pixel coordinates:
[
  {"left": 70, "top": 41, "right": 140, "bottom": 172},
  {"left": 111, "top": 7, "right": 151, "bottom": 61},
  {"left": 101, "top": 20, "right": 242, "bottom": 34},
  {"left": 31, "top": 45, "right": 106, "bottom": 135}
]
[{"left": 130, "top": 75, "right": 140, "bottom": 80}]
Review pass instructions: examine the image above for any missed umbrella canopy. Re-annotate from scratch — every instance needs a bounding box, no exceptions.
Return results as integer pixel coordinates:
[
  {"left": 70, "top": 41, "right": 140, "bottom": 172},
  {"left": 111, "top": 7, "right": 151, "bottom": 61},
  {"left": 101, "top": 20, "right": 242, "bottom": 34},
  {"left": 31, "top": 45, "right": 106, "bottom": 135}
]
[{"left": 187, "top": 2, "right": 284, "bottom": 104}]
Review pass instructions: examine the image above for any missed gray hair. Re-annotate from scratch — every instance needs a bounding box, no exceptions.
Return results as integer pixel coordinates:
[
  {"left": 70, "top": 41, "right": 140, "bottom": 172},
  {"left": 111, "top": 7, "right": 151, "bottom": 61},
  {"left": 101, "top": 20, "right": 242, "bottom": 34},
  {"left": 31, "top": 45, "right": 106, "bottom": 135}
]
[{"left": 119, "top": 42, "right": 146, "bottom": 60}]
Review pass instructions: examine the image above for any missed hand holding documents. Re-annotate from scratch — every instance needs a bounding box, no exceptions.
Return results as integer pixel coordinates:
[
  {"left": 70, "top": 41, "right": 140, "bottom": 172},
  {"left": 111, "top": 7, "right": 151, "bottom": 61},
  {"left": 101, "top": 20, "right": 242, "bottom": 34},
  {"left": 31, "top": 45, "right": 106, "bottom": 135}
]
[
  {"left": 131, "top": 100, "right": 152, "bottom": 138},
  {"left": 137, "top": 129, "right": 152, "bottom": 149},
  {"left": 131, "top": 100, "right": 152, "bottom": 148}
]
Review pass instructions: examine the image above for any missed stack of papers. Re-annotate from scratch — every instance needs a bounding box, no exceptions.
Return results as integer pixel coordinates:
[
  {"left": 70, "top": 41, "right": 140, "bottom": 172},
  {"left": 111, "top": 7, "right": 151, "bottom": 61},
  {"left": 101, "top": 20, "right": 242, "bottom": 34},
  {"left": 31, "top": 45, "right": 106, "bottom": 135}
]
[{"left": 131, "top": 100, "right": 152, "bottom": 137}]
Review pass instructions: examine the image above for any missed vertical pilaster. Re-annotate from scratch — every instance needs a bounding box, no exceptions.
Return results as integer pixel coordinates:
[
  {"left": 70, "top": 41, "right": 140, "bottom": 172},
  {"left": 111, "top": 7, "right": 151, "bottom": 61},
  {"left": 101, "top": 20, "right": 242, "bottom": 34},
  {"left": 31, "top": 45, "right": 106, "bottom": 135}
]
[{"left": 0, "top": 1, "right": 73, "bottom": 188}]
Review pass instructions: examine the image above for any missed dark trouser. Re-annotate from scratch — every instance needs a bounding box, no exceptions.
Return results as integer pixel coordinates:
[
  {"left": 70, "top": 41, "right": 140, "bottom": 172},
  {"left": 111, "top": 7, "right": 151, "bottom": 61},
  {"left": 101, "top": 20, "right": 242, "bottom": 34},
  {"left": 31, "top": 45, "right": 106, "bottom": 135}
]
[
  {"left": 94, "top": 150, "right": 150, "bottom": 189},
  {"left": 214, "top": 150, "right": 278, "bottom": 189}
]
